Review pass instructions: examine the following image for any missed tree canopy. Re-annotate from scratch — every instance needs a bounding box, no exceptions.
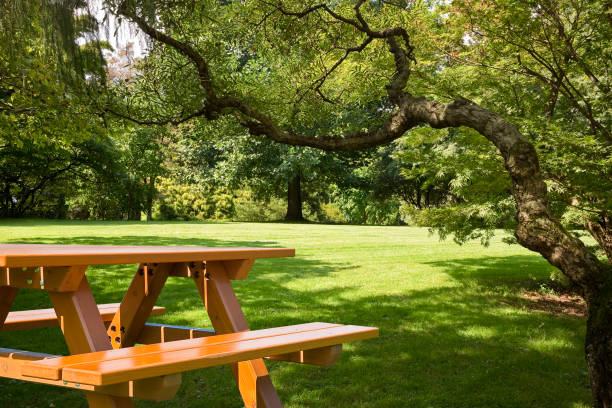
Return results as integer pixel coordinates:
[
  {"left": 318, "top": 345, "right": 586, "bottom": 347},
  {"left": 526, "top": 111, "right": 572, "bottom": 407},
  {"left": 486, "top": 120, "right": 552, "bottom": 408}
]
[{"left": 1, "top": 0, "right": 611, "bottom": 405}]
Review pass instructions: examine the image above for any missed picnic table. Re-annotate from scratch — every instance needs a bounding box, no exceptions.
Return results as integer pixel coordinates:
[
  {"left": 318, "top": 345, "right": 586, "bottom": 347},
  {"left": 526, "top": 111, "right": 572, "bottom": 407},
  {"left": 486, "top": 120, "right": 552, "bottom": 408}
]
[{"left": 0, "top": 244, "right": 378, "bottom": 407}]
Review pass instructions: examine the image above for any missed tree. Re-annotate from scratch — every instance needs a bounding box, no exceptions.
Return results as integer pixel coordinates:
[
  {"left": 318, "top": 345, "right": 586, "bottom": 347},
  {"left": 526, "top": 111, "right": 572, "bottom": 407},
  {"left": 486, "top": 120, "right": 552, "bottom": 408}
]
[
  {"left": 92, "top": 1, "right": 612, "bottom": 404},
  {"left": 0, "top": 0, "right": 113, "bottom": 217},
  {"left": 215, "top": 134, "right": 351, "bottom": 222}
]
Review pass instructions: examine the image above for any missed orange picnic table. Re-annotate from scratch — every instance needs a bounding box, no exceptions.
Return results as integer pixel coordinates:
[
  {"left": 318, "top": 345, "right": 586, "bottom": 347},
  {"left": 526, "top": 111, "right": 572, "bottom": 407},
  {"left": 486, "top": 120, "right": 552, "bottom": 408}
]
[{"left": 0, "top": 244, "right": 378, "bottom": 407}]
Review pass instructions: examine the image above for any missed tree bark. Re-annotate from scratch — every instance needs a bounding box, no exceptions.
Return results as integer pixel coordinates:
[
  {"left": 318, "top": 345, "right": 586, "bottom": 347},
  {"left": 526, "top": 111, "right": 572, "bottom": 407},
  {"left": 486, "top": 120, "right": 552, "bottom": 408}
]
[
  {"left": 587, "top": 216, "right": 612, "bottom": 264},
  {"left": 585, "top": 285, "right": 612, "bottom": 408},
  {"left": 145, "top": 177, "right": 156, "bottom": 222},
  {"left": 125, "top": 184, "right": 142, "bottom": 221},
  {"left": 285, "top": 174, "right": 304, "bottom": 221}
]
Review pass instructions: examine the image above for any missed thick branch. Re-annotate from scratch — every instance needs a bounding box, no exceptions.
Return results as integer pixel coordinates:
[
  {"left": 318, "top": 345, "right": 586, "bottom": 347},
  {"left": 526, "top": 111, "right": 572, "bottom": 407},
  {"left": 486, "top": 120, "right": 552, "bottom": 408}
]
[
  {"left": 105, "top": 106, "right": 207, "bottom": 126},
  {"left": 241, "top": 94, "right": 609, "bottom": 288},
  {"left": 117, "top": 2, "right": 218, "bottom": 111}
]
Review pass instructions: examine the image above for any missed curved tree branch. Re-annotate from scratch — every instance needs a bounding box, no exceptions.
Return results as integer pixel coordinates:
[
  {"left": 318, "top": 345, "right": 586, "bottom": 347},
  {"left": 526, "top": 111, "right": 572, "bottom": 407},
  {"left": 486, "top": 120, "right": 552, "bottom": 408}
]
[{"left": 115, "top": 0, "right": 609, "bottom": 291}]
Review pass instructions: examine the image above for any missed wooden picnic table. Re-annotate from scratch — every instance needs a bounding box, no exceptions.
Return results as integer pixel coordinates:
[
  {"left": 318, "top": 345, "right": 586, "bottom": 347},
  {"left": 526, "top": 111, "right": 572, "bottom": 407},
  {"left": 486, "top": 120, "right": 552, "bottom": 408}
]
[{"left": 0, "top": 244, "right": 378, "bottom": 408}]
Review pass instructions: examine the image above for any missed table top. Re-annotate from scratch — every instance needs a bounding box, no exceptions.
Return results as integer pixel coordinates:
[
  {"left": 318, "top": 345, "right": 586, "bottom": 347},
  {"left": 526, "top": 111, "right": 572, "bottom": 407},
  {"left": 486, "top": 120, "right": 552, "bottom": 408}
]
[{"left": 0, "top": 244, "right": 295, "bottom": 267}]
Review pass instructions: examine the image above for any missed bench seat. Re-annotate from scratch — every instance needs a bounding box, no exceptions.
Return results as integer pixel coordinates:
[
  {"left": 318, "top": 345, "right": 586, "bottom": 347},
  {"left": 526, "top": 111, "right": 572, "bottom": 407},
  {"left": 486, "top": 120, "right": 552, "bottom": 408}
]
[
  {"left": 22, "top": 322, "right": 378, "bottom": 386},
  {"left": 2, "top": 303, "right": 166, "bottom": 331}
]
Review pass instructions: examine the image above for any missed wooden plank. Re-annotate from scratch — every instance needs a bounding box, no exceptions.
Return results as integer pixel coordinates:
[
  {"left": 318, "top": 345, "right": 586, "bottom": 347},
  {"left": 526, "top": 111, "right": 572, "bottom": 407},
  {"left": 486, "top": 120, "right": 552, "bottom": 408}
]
[
  {"left": 265, "top": 344, "right": 343, "bottom": 366},
  {"left": 51, "top": 325, "right": 379, "bottom": 386},
  {"left": 0, "top": 266, "right": 86, "bottom": 292},
  {"left": 170, "top": 260, "right": 254, "bottom": 280},
  {"left": 134, "top": 323, "right": 215, "bottom": 344},
  {"left": 168, "top": 261, "right": 205, "bottom": 278},
  {"left": 0, "top": 244, "right": 294, "bottom": 268},
  {"left": 48, "top": 274, "right": 134, "bottom": 408},
  {"left": 22, "top": 323, "right": 340, "bottom": 381},
  {"left": 200, "top": 260, "right": 280, "bottom": 408},
  {"left": 223, "top": 259, "right": 255, "bottom": 280},
  {"left": 100, "top": 373, "right": 182, "bottom": 401},
  {"left": 132, "top": 322, "right": 340, "bottom": 366},
  {"left": 106, "top": 263, "right": 172, "bottom": 349},
  {"left": 0, "top": 349, "right": 180, "bottom": 401},
  {"left": 0, "top": 286, "right": 18, "bottom": 330},
  {"left": 2, "top": 304, "right": 166, "bottom": 332}
]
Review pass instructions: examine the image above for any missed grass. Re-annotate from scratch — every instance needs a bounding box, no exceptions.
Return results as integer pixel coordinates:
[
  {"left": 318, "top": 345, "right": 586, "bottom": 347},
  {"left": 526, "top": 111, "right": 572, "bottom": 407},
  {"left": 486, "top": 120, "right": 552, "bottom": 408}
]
[{"left": 0, "top": 219, "right": 592, "bottom": 408}]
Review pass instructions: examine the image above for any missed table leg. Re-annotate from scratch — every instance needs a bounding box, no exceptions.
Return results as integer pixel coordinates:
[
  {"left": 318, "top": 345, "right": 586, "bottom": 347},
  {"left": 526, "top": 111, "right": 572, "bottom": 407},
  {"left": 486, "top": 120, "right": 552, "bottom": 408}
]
[
  {"left": 107, "top": 263, "right": 172, "bottom": 348},
  {"left": 196, "top": 261, "right": 283, "bottom": 408},
  {"left": 48, "top": 274, "right": 134, "bottom": 408},
  {"left": 0, "top": 286, "right": 18, "bottom": 329}
]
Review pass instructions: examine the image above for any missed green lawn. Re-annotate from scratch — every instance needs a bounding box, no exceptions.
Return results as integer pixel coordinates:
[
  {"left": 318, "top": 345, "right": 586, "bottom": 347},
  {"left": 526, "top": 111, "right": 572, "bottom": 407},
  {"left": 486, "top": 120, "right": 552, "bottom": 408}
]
[{"left": 0, "top": 220, "right": 591, "bottom": 407}]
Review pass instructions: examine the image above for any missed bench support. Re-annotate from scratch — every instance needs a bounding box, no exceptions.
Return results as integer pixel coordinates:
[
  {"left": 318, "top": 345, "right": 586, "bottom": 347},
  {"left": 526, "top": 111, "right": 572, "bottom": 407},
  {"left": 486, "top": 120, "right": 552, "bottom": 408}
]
[
  {"left": 1, "top": 266, "right": 87, "bottom": 292},
  {"left": 0, "top": 286, "right": 18, "bottom": 330},
  {"left": 197, "top": 261, "right": 282, "bottom": 408},
  {"left": 106, "top": 263, "right": 172, "bottom": 348},
  {"left": 48, "top": 274, "right": 134, "bottom": 408}
]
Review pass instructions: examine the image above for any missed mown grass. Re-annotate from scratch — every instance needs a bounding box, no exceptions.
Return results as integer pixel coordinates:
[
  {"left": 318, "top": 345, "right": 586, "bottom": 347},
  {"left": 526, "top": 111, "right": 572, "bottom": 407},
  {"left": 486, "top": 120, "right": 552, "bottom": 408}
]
[{"left": 0, "top": 219, "right": 592, "bottom": 407}]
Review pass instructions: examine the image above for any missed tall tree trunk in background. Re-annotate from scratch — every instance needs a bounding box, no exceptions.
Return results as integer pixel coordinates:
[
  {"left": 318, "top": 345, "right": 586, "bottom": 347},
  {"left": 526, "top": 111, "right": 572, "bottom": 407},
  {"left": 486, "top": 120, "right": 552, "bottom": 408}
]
[
  {"left": 145, "top": 177, "right": 155, "bottom": 222},
  {"left": 285, "top": 174, "right": 303, "bottom": 221},
  {"left": 54, "top": 193, "right": 66, "bottom": 219},
  {"left": 125, "top": 183, "right": 141, "bottom": 221}
]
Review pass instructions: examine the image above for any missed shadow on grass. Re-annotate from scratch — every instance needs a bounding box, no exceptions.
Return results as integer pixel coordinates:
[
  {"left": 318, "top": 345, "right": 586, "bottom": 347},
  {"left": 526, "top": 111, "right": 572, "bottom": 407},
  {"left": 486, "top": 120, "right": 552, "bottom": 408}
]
[
  {"left": 0, "top": 237, "right": 591, "bottom": 408},
  {"left": 424, "top": 254, "right": 554, "bottom": 291}
]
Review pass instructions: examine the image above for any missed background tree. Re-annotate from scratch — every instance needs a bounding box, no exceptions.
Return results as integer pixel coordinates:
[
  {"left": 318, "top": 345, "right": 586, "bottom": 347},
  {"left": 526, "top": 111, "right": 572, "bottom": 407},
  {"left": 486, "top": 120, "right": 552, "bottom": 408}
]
[{"left": 0, "top": 0, "right": 113, "bottom": 217}]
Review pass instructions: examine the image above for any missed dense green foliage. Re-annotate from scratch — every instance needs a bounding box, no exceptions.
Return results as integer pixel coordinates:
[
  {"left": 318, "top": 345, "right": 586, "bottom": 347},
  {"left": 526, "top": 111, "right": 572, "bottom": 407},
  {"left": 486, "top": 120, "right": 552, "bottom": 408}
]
[
  {"left": 4, "top": 0, "right": 608, "bottom": 236},
  {"left": 409, "top": 0, "right": 612, "bottom": 244}
]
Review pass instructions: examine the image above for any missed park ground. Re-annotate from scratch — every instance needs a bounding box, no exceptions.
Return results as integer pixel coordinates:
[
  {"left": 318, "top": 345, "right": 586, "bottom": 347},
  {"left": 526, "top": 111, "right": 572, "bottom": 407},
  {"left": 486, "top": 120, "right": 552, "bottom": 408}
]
[{"left": 0, "top": 220, "right": 592, "bottom": 407}]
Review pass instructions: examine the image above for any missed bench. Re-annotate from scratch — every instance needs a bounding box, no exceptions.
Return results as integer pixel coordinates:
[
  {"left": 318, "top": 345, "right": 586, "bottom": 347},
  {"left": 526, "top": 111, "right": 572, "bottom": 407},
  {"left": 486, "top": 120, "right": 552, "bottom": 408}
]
[
  {"left": 1, "top": 303, "right": 166, "bottom": 331},
  {"left": 21, "top": 323, "right": 378, "bottom": 386}
]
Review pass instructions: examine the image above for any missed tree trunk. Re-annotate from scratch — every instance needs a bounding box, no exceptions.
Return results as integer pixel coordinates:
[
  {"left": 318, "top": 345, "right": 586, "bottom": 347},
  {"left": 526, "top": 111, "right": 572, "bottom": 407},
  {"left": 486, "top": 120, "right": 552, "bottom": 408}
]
[
  {"left": 145, "top": 177, "right": 155, "bottom": 222},
  {"left": 285, "top": 174, "right": 304, "bottom": 221},
  {"left": 585, "top": 285, "right": 612, "bottom": 408},
  {"left": 587, "top": 216, "right": 612, "bottom": 263},
  {"left": 125, "top": 185, "right": 142, "bottom": 221},
  {"left": 55, "top": 193, "right": 67, "bottom": 219}
]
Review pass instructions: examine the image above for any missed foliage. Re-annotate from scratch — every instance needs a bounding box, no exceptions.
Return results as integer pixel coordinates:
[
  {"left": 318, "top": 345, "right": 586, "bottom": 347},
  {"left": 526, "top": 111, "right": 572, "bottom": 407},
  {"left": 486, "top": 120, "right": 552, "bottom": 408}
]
[
  {"left": 231, "top": 188, "right": 285, "bottom": 222},
  {"left": 408, "top": 0, "right": 612, "bottom": 242},
  {"left": 394, "top": 126, "right": 516, "bottom": 244},
  {"left": 0, "top": 0, "right": 112, "bottom": 217},
  {"left": 154, "top": 177, "right": 234, "bottom": 221}
]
